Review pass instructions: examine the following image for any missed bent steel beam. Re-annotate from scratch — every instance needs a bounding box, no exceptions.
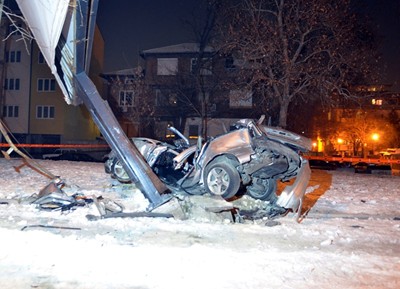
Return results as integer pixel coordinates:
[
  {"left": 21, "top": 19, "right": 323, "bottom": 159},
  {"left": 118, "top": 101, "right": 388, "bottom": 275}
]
[
  {"left": 15, "top": 0, "right": 171, "bottom": 209},
  {"left": 74, "top": 72, "right": 171, "bottom": 209}
]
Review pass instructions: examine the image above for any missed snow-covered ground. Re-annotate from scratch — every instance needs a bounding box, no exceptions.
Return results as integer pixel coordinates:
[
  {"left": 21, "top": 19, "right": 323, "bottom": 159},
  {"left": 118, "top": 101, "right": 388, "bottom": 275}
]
[{"left": 0, "top": 157, "right": 399, "bottom": 289}]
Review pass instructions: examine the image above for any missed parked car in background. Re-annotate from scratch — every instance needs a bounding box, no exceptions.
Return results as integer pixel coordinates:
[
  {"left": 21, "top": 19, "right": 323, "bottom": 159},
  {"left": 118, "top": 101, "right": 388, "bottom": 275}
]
[
  {"left": 42, "top": 149, "right": 77, "bottom": 160},
  {"left": 44, "top": 150, "right": 99, "bottom": 162},
  {"left": 354, "top": 162, "right": 391, "bottom": 174},
  {"left": 379, "top": 148, "right": 400, "bottom": 157},
  {"left": 309, "top": 159, "right": 337, "bottom": 170}
]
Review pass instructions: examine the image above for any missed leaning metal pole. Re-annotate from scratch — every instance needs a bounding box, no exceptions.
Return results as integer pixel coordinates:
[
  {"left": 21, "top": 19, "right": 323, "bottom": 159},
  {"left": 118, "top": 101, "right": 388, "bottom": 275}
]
[
  {"left": 13, "top": 0, "right": 171, "bottom": 210},
  {"left": 74, "top": 72, "right": 171, "bottom": 210}
]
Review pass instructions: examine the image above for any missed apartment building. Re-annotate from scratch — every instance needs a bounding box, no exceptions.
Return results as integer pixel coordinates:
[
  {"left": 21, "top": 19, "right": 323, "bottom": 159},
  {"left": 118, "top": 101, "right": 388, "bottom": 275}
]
[
  {"left": 0, "top": 15, "right": 105, "bottom": 151},
  {"left": 102, "top": 43, "right": 260, "bottom": 140}
]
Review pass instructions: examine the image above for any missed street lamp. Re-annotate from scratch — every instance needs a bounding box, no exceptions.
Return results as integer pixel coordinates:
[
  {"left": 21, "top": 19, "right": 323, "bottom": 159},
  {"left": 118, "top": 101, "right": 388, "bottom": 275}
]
[
  {"left": 371, "top": 133, "right": 379, "bottom": 141},
  {"left": 371, "top": 133, "right": 379, "bottom": 155},
  {"left": 312, "top": 142, "right": 317, "bottom": 151}
]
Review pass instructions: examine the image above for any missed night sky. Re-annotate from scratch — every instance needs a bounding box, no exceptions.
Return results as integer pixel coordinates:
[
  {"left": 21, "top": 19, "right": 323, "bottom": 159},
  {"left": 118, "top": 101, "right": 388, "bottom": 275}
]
[
  {"left": 97, "top": 0, "right": 199, "bottom": 71},
  {"left": 361, "top": 0, "right": 400, "bottom": 91},
  {"left": 97, "top": 0, "right": 400, "bottom": 91}
]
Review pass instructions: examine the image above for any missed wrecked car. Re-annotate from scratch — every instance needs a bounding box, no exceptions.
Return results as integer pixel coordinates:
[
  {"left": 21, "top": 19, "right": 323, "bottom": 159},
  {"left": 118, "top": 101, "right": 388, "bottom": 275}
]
[{"left": 105, "top": 117, "right": 312, "bottom": 215}]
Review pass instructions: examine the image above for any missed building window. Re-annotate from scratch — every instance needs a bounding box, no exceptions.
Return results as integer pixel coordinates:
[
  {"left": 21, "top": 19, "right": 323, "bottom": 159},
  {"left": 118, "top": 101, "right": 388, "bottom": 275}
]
[
  {"left": 155, "top": 89, "right": 164, "bottom": 106},
  {"left": 168, "top": 93, "right": 177, "bottom": 106},
  {"left": 119, "top": 90, "right": 134, "bottom": 107},
  {"left": 36, "top": 106, "right": 55, "bottom": 119},
  {"left": 372, "top": 99, "right": 383, "bottom": 106},
  {"left": 165, "top": 122, "right": 175, "bottom": 139},
  {"left": 155, "top": 89, "right": 178, "bottom": 106},
  {"left": 38, "top": 52, "right": 45, "bottom": 64},
  {"left": 3, "top": 105, "right": 19, "bottom": 118},
  {"left": 188, "top": 125, "right": 199, "bottom": 139},
  {"left": 157, "top": 58, "right": 178, "bottom": 75},
  {"left": 5, "top": 51, "right": 21, "bottom": 63},
  {"left": 38, "top": 78, "right": 56, "bottom": 92},
  {"left": 191, "top": 58, "right": 212, "bottom": 75},
  {"left": 197, "top": 91, "right": 210, "bottom": 103},
  {"left": 229, "top": 89, "right": 253, "bottom": 108},
  {"left": 122, "top": 76, "right": 136, "bottom": 84},
  {"left": 4, "top": 78, "right": 20, "bottom": 90},
  {"left": 225, "top": 56, "right": 236, "bottom": 71}
]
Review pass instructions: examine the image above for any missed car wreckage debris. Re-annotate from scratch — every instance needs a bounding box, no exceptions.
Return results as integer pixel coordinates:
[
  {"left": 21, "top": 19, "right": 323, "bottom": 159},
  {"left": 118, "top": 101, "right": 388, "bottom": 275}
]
[
  {"left": 30, "top": 180, "right": 94, "bottom": 211},
  {"left": 2, "top": 117, "right": 312, "bottom": 223},
  {"left": 237, "top": 206, "right": 289, "bottom": 221},
  {"left": 1, "top": 166, "right": 309, "bottom": 224},
  {"left": 21, "top": 225, "right": 81, "bottom": 231},
  {"left": 30, "top": 179, "right": 175, "bottom": 220},
  {"left": 86, "top": 211, "right": 174, "bottom": 221},
  {"left": 104, "top": 117, "right": 312, "bottom": 222}
]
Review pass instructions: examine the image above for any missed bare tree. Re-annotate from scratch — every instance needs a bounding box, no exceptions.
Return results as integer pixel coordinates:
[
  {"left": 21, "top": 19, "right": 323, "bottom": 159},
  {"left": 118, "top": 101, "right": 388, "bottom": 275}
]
[
  {"left": 181, "top": 0, "right": 220, "bottom": 138},
  {"left": 325, "top": 110, "right": 396, "bottom": 156},
  {"left": 0, "top": 4, "right": 33, "bottom": 50},
  {"left": 388, "top": 109, "right": 400, "bottom": 147},
  {"left": 214, "top": 0, "right": 379, "bottom": 128}
]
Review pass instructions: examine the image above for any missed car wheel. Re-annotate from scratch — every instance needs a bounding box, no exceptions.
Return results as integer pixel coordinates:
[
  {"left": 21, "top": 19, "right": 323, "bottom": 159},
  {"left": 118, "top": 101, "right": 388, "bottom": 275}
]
[
  {"left": 246, "top": 178, "right": 277, "bottom": 201},
  {"left": 204, "top": 157, "right": 240, "bottom": 199},
  {"left": 111, "top": 159, "right": 131, "bottom": 183}
]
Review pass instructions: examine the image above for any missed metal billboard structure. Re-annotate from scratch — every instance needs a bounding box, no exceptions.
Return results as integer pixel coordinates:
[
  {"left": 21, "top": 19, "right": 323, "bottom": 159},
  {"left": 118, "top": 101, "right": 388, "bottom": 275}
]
[{"left": 15, "top": 0, "right": 170, "bottom": 209}]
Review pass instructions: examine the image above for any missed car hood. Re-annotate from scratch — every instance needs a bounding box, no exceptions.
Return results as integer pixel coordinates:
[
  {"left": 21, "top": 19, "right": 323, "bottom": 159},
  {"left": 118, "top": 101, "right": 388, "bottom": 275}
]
[{"left": 261, "top": 126, "right": 312, "bottom": 152}]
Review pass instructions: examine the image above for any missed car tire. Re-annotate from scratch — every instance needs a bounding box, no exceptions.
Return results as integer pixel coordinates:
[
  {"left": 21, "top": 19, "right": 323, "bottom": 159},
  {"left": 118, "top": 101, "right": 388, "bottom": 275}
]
[
  {"left": 111, "top": 159, "right": 131, "bottom": 183},
  {"left": 203, "top": 157, "right": 240, "bottom": 199},
  {"left": 246, "top": 178, "right": 277, "bottom": 201}
]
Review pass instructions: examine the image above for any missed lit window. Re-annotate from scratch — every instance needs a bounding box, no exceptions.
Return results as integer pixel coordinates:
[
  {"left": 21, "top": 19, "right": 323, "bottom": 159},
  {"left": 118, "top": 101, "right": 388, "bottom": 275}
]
[
  {"left": 165, "top": 123, "right": 176, "bottom": 139},
  {"left": 189, "top": 125, "right": 199, "bottom": 139},
  {"left": 371, "top": 99, "right": 383, "bottom": 106}
]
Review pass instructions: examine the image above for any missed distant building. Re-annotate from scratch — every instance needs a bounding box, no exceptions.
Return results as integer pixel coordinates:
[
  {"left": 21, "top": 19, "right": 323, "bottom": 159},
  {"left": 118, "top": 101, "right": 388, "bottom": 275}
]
[
  {"left": 310, "top": 86, "right": 400, "bottom": 156},
  {"left": 0, "top": 13, "right": 105, "bottom": 153},
  {"left": 102, "top": 43, "right": 262, "bottom": 140},
  {"left": 100, "top": 68, "right": 145, "bottom": 138}
]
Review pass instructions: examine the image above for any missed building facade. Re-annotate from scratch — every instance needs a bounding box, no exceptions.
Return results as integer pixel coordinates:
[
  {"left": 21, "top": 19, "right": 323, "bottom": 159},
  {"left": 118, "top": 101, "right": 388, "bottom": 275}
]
[
  {"left": 310, "top": 89, "right": 400, "bottom": 156},
  {"left": 100, "top": 43, "right": 400, "bottom": 153},
  {"left": 0, "top": 15, "right": 105, "bottom": 153},
  {"left": 103, "top": 43, "right": 261, "bottom": 141}
]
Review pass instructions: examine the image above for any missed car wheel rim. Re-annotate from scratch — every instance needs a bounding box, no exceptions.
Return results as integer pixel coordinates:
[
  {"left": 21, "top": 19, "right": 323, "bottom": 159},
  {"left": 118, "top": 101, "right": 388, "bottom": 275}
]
[
  {"left": 207, "top": 167, "right": 230, "bottom": 195},
  {"left": 114, "top": 161, "right": 129, "bottom": 180}
]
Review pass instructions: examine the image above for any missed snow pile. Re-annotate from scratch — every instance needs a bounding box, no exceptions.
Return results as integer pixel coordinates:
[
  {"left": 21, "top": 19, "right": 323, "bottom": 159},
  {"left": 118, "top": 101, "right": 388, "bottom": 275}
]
[{"left": 0, "top": 158, "right": 399, "bottom": 289}]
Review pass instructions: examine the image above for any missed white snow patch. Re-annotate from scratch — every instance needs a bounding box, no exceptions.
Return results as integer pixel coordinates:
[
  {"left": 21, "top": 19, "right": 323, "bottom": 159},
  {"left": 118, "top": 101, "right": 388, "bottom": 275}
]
[{"left": 0, "top": 158, "right": 399, "bottom": 288}]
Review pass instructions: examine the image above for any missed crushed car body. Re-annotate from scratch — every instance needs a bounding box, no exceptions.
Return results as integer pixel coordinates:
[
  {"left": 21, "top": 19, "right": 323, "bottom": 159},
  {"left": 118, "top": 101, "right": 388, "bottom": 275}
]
[{"left": 105, "top": 117, "right": 312, "bottom": 220}]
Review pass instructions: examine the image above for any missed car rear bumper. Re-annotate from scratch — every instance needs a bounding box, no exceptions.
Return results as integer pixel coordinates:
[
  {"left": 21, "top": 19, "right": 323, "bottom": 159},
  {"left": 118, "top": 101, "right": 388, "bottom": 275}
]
[{"left": 276, "top": 158, "right": 311, "bottom": 221}]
